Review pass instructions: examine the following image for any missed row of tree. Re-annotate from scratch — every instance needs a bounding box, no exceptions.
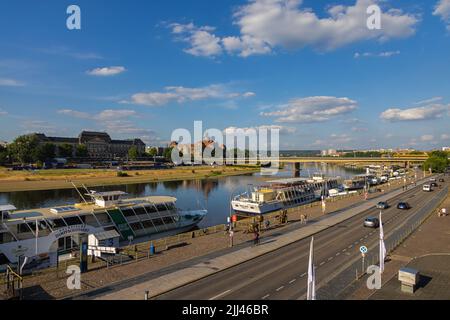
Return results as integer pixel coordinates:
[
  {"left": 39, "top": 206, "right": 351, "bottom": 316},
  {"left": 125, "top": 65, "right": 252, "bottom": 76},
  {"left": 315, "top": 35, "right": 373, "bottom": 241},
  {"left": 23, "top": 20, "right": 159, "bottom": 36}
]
[
  {"left": 0, "top": 134, "right": 88, "bottom": 165},
  {"left": 423, "top": 150, "right": 450, "bottom": 173}
]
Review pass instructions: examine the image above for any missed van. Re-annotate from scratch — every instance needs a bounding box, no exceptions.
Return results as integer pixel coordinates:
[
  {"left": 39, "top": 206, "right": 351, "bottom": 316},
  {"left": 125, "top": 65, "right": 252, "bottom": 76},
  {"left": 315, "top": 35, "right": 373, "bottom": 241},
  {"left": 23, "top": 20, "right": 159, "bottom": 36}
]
[{"left": 423, "top": 184, "right": 432, "bottom": 192}]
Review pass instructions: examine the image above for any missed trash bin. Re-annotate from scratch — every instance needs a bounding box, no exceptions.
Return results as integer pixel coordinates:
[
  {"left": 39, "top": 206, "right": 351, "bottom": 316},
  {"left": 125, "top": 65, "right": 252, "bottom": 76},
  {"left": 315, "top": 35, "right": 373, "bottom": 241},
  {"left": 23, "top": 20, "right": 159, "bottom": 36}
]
[{"left": 149, "top": 243, "right": 155, "bottom": 255}]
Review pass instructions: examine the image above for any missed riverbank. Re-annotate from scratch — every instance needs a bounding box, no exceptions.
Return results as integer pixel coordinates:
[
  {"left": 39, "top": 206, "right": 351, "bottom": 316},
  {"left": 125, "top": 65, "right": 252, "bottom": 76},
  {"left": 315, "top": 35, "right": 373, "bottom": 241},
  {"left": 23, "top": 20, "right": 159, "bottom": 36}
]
[{"left": 0, "top": 165, "right": 260, "bottom": 193}]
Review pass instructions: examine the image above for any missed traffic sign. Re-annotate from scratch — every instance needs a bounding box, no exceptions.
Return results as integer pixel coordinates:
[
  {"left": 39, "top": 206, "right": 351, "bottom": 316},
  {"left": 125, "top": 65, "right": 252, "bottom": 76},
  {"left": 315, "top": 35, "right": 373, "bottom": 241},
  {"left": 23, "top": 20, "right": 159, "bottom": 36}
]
[{"left": 359, "top": 246, "right": 368, "bottom": 254}]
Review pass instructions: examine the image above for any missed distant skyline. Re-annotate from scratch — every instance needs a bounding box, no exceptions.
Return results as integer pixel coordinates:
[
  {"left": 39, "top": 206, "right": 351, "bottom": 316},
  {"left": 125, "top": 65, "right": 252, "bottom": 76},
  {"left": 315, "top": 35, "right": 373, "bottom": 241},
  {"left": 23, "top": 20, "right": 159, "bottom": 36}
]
[{"left": 1, "top": 0, "right": 450, "bottom": 150}]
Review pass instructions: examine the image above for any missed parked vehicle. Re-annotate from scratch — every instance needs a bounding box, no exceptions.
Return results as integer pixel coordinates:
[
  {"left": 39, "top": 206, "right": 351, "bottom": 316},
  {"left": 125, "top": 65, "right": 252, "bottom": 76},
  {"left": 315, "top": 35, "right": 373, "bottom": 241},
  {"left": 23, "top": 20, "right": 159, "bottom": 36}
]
[
  {"left": 423, "top": 184, "right": 432, "bottom": 192},
  {"left": 376, "top": 201, "right": 389, "bottom": 209},
  {"left": 364, "top": 217, "right": 380, "bottom": 228},
  {"left": 397, "top": 202, "right": 411, "bottom": 210}
]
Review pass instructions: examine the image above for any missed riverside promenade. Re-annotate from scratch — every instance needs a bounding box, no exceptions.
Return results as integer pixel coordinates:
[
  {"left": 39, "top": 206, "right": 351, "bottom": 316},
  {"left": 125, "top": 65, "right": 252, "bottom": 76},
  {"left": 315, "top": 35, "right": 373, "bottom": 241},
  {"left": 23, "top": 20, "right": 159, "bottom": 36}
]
[{"left": 87, "top": 176, "right": 433, "bottom": 300}]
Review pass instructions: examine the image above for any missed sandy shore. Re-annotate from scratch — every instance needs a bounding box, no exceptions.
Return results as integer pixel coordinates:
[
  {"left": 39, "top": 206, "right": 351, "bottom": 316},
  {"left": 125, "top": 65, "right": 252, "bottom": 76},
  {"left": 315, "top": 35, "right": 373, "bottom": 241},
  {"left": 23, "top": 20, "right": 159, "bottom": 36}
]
[{"left": 0, "top": 166, "right": 259, "bottom": 193}]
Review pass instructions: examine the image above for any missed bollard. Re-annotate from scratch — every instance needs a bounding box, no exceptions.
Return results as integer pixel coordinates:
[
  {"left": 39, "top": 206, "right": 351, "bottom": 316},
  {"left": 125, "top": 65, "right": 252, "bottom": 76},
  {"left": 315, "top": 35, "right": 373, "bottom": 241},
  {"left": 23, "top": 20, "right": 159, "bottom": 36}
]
[{"left": 145, "top": 290, "right": 149, "bottom": 300}]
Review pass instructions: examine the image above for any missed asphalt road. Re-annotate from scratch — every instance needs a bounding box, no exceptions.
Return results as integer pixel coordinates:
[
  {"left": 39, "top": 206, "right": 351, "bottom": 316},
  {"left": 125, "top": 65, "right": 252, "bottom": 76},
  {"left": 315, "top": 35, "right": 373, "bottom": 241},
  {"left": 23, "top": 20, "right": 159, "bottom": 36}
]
[{"left": 156, "top": 177, "right": 448, "bottom": 300}]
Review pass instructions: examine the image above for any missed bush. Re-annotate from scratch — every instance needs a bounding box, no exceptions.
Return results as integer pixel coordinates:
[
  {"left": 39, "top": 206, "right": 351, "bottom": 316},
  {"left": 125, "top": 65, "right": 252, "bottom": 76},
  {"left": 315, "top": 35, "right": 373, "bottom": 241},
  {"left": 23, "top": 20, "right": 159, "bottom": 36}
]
[{"left": 117, "top": 171, "right": 129, "bottom": 177}]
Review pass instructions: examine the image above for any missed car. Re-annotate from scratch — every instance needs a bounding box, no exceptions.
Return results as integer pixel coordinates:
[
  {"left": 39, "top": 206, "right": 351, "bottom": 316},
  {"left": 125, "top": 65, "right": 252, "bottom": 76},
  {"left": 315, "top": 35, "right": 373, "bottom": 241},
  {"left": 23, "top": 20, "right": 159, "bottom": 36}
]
[
  {"left": 423, "top": 184, "right": 432, "bottom": 192},
  {"left": 439, "top": 178, "right": 445, "bottom": 183},
  {"left": 376, "top": 201, "right": 389, "bottom": 209},
  {"left": 397, "top": 202, "right": 411, "bottom": 210},
  {"left": 430, "top": 182, "right": 438, "bottom": 188},
  {"left": 364, "top": 217, "right": 380, "bottom": 228}
]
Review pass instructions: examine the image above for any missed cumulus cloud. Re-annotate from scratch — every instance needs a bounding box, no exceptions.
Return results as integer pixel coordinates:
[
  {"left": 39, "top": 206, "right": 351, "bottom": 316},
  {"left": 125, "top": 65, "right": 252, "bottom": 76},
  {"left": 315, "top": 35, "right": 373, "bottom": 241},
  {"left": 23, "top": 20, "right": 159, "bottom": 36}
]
[
  {"left": 58, "top": 109, "right": 153, "bottom": 136},
  {"left": 433, "top": 0, "right": 450, "bottom": 30},
  {"left": 169, "top": 23, "right": 223, "bottom": 57},
  {"left": 169, "top": 0, "right": 418, "bottom": 57},
  {"left": 0, "top": 78, "right": 24, "bottom": 87},
  {"left": 312, "top": 133, "right": 354, "bottom": 148},
  {"left": 87, "top": 66, "right": 126, "bottom": 76},
  {"left": 261, "top": 96, "right": 358, "bottom": 123},
  {"left": 420, "top": 134, "right": 434, "bottom": 142},
  {"left": 380, "top": 103, "right": 449, "bottom": 121},
  {"left": 224, "top": 125, "right": 296, "bottom": 135},
  {"left": 441, "top": 134, "right": 450, "bottom": 140},
  {"left": 354, "top": 50, "right": 400, "bottom": 58},
  {"left": 0, "top": 109, "right": 7, "bottom": 116},
  {"left": 125, "top": 85, "right": 255, "bottom": 106}
]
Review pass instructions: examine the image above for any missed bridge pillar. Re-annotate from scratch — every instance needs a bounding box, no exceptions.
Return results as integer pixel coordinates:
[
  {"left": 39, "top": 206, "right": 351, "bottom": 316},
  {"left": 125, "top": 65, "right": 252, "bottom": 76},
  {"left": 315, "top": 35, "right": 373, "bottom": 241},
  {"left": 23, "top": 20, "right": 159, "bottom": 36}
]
[{"left": 293, "top": 163, "right": 301, "bottom": 177}]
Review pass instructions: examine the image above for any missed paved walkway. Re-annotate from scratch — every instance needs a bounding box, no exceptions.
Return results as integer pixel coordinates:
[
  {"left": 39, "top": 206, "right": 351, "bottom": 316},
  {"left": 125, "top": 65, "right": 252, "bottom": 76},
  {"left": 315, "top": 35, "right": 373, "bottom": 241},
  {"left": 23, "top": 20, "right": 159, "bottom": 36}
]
[{"left": 94, "top": 179, "right": 427, "bottom": 300}]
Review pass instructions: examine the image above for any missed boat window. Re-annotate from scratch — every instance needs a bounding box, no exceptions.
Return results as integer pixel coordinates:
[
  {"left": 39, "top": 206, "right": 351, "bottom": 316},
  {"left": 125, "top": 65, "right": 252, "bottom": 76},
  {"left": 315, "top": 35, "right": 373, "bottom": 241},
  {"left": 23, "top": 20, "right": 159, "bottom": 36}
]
[
  {"left": 121, "top": 208, "right": 136, "bottom": 218},
  {"left": 63, "top": 216, "right": 83, "bottom": 226},
  {"left": 144, "top": 205, "right": 157, "bottom": 214},
  {"left": 142, "top": 220, "right": 155, "bottom": 229},
  {"left": 47, "top": 218, "right": 67, "bottom": 228},
  {"left": 17, "top": 223, "right": 32, "bottom": 234},
  {"left": 162, "top": 217, "right": 174, "bottom": 224},
  {"left": 130, "top": 222, "right": 143, "bottom": 230},
  {"left": 156, "top": 204, "right": 168, "bottom": 212},
  {"left": 152, "top": 218, "right": 164, "bottom": 226},
  {"left": 133, "top": 206, "right": 147, "bottom": 216}
]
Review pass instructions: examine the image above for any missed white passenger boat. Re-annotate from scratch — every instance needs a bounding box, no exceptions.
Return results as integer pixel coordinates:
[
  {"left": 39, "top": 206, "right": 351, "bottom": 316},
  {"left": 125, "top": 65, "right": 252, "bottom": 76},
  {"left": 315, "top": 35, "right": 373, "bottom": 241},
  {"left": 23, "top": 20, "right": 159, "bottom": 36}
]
[
  {"left": 231, "top": 174, "right": 340, "bottom": 215},
  {"left": 0, "top": 190, "right": 206, "bottom": 269}
]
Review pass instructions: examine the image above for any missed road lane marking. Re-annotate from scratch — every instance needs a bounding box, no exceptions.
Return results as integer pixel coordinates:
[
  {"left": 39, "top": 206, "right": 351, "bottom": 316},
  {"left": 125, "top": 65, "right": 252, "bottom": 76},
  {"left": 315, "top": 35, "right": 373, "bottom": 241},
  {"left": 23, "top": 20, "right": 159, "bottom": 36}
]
[
  {"left": 328, "top": 257, "right": 333, "bottom": 261},
  {"left": 262, "top": 294, "right": 270, "bottom": 300},
  {"left": 336, "top": 252, "right": 340, "bottom": 256},
  {"left": 289, "top": 279, "right": 296, "bottom": 284},
  {"left": 276, "top": 286, "right": 285, "bottom": 292},
  {"left": 209, "top": 289, "right": 231, "bottom": 300},
  {"left": 348, "top": 245, "right": 353, "bottom": 248},
  {"left": 343, "top": 248, "right": 347, "bottom": 252},
  {"left": 320, "top": 261, "right": 325, "bottom": 266},
  {"left": 300, "top": 273, "right": 307, "bottom": 277}
]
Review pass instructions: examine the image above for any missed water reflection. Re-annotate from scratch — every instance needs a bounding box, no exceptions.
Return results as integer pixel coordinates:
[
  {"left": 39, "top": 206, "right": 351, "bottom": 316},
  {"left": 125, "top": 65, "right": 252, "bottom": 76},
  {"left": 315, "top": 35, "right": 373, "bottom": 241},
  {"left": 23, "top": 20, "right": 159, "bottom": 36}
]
[{"left": 0, "top": 163, "right": 363, "bottom": 228}]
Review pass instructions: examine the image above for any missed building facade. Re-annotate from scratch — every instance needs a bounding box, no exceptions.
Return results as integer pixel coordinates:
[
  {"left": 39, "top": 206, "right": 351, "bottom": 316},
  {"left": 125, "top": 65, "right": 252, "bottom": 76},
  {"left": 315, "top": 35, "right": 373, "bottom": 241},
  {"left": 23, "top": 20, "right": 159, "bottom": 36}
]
[{"left": 35, "top": 131, "right": 145, "bottom": 159}]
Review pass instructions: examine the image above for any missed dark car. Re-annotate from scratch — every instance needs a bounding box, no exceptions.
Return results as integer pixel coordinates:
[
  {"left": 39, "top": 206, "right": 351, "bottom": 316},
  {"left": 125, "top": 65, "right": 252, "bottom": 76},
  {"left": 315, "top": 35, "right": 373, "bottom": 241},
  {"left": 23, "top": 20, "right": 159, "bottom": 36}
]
[
  {"left": 376, "top": 201, "right": 389, "bottom": 209},
  {"left": 397, "top": 202, "right": 411, "bottom": 210},
  {"left": 430, "top": 182, "right": 438, "bottom": 188},
  {"left": 364, "top": 217, "right": 380, "bottom": 228},
  {"left": 439, "top": 178, "right": 445, "bottom": 183}
]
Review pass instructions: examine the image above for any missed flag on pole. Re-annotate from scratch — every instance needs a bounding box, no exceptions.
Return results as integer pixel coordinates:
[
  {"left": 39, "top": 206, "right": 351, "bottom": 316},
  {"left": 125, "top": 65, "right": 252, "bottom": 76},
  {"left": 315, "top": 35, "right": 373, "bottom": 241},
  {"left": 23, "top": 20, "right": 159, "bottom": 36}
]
[
  {"left": 35, "top": 219, "right": 39, "bottom": 255},
  {"left": 379, "top": 211, "right": 386, "bottom": 274},
  {"left": 307, "top": 237, "right": 316, "bottom": 300}
]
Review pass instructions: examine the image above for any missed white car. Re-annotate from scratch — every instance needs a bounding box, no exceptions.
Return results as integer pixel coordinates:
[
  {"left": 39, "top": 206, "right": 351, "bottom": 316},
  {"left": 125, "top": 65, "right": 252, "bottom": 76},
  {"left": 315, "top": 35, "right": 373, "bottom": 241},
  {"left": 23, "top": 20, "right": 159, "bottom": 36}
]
[{"left": 423, "top": 184, "right": 432, "bottom": 192}]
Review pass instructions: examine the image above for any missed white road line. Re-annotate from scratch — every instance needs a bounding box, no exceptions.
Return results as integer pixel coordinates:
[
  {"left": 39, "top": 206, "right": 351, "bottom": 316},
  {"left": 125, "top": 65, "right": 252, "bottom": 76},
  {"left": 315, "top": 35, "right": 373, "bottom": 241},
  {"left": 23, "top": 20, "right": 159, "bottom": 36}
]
[
  {"left": 343, "top": 248, "right": 347, "bottom": 252},
  {"left": 354, "top": 241, "right": 359, "bottom": 245},
  {"left": 262, "top": 294, "right": 270, "bottom": 300},
  {"left": 209, "top": 289, "right": 231, "bottom": 300},
  {"left": 276, "top": 286, "right": 285, "bottom": 292},
  {"left": 289, "top": 279, "right": 297, "bottom": 284},
  {"left": 320, "top": 261, "right": 325, "bottom": 266},
  {"left": 300, "top": 272, "right": 307, "bottom": 277},
  {"left": 348, "top": 245, "right": 353, "bottom": 248},
  {"left": 336, "top": 252, "right": 340, "bottom": 256},
  {"left": 328, "top": 257, "right": 333, "bottom": 261},
  {"left": 360, "top": 238, "right": 364, "bottom": 241}
]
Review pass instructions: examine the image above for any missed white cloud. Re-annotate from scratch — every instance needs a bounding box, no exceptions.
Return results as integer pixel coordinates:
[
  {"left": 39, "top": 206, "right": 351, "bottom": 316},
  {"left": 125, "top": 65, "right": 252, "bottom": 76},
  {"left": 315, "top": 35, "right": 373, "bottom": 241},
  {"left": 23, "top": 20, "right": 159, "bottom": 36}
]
[
  {"left": 312, "top": 133, "right": 354, "bottom": 148},
  {"left": 58, "top": 109, "right": 137, "bottom": 121},
  {"left": 420, "top": 134, "right": 434, "bottom": 142},
  {"left": 170, "top": 0, "right": 418, "bottom": 57},
  {"left": 0, "top": 78, "right": 24, "bottom": 87},
  {"left": 58, "top": 109, "right": 90, "bottom": 119},
  {"left": 224, "top": 125, "right": 296, "bottom": 135},
  {"left": 441, "top": 134, "right": 450, "bottom": 140},
  {"left": 433, "top": 0, "right": 450, "bottom": 30},
  {"left": 261, "top": 96, "right": 358, "bottom": 123},
  {"left": 170, "top": 23, "right": 223, "bottom": 57},
  {"left": 354, "top": 50, "right": 400, "bottom": 58},
  {"left": 125, "top": 85, "right": 254, "bottom": 106},
  {"left": 380, "top": 103, "right": 449, "bottom": 121},
  {"left": 87, "top": 66, "right": 126, "bottom": 76},
  {"left": 414, "top": 96, "right": 443, "bottom": 105}
]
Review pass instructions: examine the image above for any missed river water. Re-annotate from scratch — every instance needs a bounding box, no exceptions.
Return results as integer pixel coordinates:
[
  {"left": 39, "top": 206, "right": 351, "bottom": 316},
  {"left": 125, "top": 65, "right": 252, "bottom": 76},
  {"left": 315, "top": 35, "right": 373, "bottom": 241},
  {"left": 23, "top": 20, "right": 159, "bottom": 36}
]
[{"left": 0, "top": 163, "right": 364, "bottom": 228}]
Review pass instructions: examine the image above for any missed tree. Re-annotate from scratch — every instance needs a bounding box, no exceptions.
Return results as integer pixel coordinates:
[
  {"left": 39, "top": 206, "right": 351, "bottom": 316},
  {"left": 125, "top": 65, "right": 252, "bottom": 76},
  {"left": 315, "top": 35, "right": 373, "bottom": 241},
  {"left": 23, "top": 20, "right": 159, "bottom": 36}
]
[
  {"left": 0, "top": 145, "right": 9, "bottom": 164},
  {"left": 147, "top": 147, "right": 157, "bottom": 157},
  {"left": 423, "top": 151, "right": 449, "bottom": 173},
  {"left": 76, "top": 144, "right": 88, "bottom": 158},
  {"left": 34, "top": 143, "right": 56, "bottom": 162},
  {"left": 59, "top": 143, "right": 74, "bottom": 158},
  {"left": 128, "top": 146, "right": 139, "bottom": 160},
  {"left": 7, "top": 134, "right": 40, "bottom": 164}
]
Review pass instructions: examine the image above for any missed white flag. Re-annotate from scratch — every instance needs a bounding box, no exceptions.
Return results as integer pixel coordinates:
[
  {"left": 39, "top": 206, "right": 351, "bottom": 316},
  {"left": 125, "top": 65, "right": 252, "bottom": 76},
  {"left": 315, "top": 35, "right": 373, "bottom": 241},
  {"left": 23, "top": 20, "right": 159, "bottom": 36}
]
[
  {"left": 379, "top": 212, "right": 386, "bottom": 274},
  {"left": 307, "top": 237, "right": 316, "bottom": 300}
]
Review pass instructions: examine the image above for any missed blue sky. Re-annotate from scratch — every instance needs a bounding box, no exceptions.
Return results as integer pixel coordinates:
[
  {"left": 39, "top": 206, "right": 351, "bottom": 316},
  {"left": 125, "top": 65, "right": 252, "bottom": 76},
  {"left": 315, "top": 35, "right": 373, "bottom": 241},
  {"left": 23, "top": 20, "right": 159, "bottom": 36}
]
[{"left": 1, "top": 0, "right": 450, "bottom": 150}]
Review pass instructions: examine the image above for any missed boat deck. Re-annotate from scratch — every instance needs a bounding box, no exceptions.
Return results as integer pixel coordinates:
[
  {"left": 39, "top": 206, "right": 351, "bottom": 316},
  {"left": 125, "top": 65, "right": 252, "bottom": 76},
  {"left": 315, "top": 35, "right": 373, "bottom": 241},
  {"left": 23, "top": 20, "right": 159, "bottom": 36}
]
[{"left": 3, "top": 196, "right": 177, "bottom": 222}]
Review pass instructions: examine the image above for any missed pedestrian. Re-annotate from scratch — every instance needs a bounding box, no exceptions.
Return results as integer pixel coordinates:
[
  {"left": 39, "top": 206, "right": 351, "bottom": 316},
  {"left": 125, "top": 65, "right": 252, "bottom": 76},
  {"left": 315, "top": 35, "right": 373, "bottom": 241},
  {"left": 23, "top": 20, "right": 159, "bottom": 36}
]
[
  {"left": 253, "top": 231, "right": 260, "bottom": 246},
  {"left": 300, "top": 214, "right": 305, "bottom": 224},
  {"left": 304, "top": 214, "right": 308, "bottom": 224}
]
